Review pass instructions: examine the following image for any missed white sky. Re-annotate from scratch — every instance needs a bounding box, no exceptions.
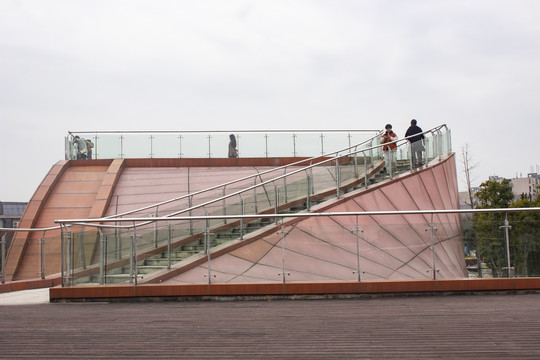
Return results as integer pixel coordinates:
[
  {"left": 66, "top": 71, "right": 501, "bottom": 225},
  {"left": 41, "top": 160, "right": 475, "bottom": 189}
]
[{"left": 1, "top": 0, "right": 539, "bottom": 202}]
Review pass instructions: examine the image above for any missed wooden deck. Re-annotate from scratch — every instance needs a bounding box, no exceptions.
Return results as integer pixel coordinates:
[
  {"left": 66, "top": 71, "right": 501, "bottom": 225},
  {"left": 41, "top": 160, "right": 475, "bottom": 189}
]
[{"left": 0, "top": 293, "right": 539, "bottom": 359}]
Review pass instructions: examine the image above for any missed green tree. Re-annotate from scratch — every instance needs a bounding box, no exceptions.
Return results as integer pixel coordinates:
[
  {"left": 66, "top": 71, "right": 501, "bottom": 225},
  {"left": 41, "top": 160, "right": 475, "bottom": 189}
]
[
  {"left": 508, "top": 186, "right": 540, "bottom": 276},
  {"left": 474, "top": 179, "right": 514, "bottom": 277}
]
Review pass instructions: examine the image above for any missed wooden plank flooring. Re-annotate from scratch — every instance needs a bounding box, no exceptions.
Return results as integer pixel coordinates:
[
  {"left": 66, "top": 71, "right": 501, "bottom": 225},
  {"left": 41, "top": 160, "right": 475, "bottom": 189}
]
[{"left": 1, "top": 293, "right": 539, "bottom": 359}]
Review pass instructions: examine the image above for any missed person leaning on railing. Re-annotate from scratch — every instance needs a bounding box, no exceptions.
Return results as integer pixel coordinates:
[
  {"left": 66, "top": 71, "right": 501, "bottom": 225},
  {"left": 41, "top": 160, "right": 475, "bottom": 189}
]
[{"left": 405, "top": 119, "right": 425, "bottom": 167}]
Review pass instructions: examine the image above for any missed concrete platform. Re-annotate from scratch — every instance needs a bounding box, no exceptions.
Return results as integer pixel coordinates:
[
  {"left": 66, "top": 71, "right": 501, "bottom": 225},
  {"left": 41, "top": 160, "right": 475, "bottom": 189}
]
[{"left": 0, "top": 293, "right": 539, "bottom": 359}]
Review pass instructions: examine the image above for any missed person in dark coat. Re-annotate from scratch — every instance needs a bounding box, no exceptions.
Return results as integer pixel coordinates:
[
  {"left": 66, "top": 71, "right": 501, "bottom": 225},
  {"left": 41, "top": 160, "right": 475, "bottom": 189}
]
[{"left": 405, "top": 119, "right": 425, "bottom": 167}]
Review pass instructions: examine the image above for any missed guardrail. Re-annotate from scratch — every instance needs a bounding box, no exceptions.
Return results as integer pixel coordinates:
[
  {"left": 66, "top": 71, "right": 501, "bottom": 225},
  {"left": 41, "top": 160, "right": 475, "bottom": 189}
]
[{"left": 65, "top": 129, "right": 381, "bottom": 160}]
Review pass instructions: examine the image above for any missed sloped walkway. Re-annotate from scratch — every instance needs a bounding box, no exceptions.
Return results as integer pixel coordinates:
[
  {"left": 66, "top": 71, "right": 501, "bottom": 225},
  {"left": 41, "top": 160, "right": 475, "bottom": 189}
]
[{"left": 0, "top": 292, "right": 539, "bottom": 359}]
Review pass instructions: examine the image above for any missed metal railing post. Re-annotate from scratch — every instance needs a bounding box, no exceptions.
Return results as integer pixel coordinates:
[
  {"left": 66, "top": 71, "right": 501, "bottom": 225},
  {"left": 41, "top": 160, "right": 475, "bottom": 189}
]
[
  {"left": 355, "top": 218, "right": 363, "bottom": 283},
  {"left": 222, "top": 185, "right": 227, "bottom": 225},
  {"left": 66, "top": 227, "right": 72, "bottom": 286},
  {"left": 306, "top": 173, "right": 311, "bottom": 211},
  {"left": 426, "top": 213, "right": 438, "bottom": 280},
  {"left": 79, "top": 227, "right": 86, "bottom": 270},
  {"left": 154, "top": 207, "right": 159, "bottom": 248},
  {"left": 99, "top": 229, "right": 105, "bottom": 285},
  {"left": 60, "top": 226, "right": 65, "bottom": 286},
  {"left": 133, "top": 224, "right": 138, "bottom": 285},
  {"left": 167, "top": 222, "right": 171, "bottom": 270},
  {"left": 1, "top": 234, "right": 5, "bottom": 284},
  {"left": 240, "top": 197, "right": 245, "bottom": 240},
  {"left": 40, "top": 231, "right": 46, "bottom": 280}
]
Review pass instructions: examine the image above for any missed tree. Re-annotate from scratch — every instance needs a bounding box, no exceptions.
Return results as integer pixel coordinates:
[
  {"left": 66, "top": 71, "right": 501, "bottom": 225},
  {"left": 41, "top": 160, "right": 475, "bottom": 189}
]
[
  {"left": 508, "top": 185, "right": 540, "bottom": 276},
  {"left": 460, "top": 144, "right": 478, "bottom": 209},
  {"left": 474, "top": 179, "right": 514, "bottom": 277}
]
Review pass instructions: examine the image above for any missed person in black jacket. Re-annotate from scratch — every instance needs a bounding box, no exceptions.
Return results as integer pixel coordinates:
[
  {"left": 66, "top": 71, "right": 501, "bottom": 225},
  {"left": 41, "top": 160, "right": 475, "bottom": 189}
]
[{"left": 405, "top": 119, "right": 425, "bottom": 167}]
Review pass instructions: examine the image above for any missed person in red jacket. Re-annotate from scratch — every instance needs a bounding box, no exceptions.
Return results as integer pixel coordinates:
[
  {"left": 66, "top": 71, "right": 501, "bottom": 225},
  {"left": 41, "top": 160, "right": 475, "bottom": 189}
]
[{"left": 381, "top": 124, "right": 398, "bottom": 174}]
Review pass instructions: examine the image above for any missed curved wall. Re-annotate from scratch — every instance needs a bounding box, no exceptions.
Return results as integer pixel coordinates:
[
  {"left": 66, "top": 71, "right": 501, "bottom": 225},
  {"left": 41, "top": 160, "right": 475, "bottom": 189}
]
[{"left": 162, "top": 154, "right": 466, "bottom": 284}]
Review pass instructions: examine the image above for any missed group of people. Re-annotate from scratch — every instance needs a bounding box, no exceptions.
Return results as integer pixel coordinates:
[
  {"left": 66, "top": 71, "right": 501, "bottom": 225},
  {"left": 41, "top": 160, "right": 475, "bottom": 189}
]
[
  {"left": 74, "top": 136, "right": 94, "bottom": 160},
  {"left": 380, "top": 119, "right": 425, "bottom": 173}
]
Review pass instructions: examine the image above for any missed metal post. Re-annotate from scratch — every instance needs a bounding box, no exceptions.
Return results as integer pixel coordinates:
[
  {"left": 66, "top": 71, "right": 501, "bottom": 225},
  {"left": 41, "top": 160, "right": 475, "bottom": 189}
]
[
  {"left": 40, "top": 231, "right": 46, "bottom": 280},
  {"left": 207, "top": 134, "right": 212, "bottom": 158},
  {"left": 60, "top": 226, "right": 65, "bottom": 286},
  {"left": 167, "top": 222, "right": 171, "bottom": 270},
  {"left": 292, "top": 133, "right": 297, "bottom": 157},
  {"left": 306, "top": 173, "right": 311, "bottom": 211},
  {"left": 283, "top": 168, "right": 288, "bottom": 204},
  {"left": 500, "top": 214, "right": 512, "bottom": 277},
  {"left": 335, "top": 156, "right": 340, "bottom": 198},
  {"left": 353, "top": 146, "right": 358, "bottom": 178},
  {"left": 120, "top": 135, "right": 124, "bottom": 159},
  {"left": 253, "top": 178, "right": 259, "bottom": 213},
  {"left": 265, "top": 134, "right": 269, "bottom": 158},
  {"left": 205, "top": 211, "right": 212, "bottom": 284},
  {"left": 240, "top": 198, "right": 245, "bottom": 240},
  {"left": 426, "top": 214, "right": 438, "bottom": 280},
  {"left": 178, "top": 134, "right": 183, "bottom": 158},
  {"left": 364, "top": 153, "right": 369, "bottom": 189},
  {"left": 320, "top": 133, "right": 324, "bottom": 155},
  {"left": 149, "top": 134, "right": 154, "bottom": 158},
  {"left": 1, "top": 234, "right": 5, "bottom": 284},
  {"left": 154, "top": 208, "right": 159, "bottom": 248},
  {"left": 355, "top": 219, "right": 363, "bottom": 283},
  {"left": 281, "top": 224, "right": 287, "bottom": 284},
  {"left": 79, "top": 227, "right": 86, "bottom": 269},
  {"left": 133, "top": 224, "right": 138, "bottom": 285},
  {"left": 222, "top": 185, "right": 227, "bottom": 225},
  {"left": 99, "top": 229, "right": 105, "bottom": 285},
  {"left": 188, "top": 195, "right": 194, "bottom": 235},
  {"left": 66, "top": 227, "right": 72, "bottom": 286}
]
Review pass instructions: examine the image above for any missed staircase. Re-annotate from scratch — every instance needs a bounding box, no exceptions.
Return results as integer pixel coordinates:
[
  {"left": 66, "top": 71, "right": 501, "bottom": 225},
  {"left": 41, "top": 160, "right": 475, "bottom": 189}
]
[{"left": 72, "top": 157, "right": 416, "bottom": 285}]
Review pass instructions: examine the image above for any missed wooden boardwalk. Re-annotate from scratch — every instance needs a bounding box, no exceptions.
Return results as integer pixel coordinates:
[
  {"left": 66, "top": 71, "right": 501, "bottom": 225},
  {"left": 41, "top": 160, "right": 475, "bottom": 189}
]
[{"left": 1, "top": 293, "right": 539, "bottom": 359}]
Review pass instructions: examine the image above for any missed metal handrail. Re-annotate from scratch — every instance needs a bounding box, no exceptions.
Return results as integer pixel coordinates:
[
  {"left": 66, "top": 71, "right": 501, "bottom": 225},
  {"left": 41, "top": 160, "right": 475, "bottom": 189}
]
[
  {"left": 104, "top": 124, "right": 447, "bottom": 223},
  {"left": 97, "top": 129, "right": 387, "bottom": 220},
  {"left": 102, "top": 124, "right": 449, "bottom": 229}
]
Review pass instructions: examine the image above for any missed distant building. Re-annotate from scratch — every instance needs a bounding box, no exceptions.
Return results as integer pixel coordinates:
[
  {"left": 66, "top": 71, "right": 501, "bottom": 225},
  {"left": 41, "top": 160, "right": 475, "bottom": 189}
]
[
  {"left": 0, "top": 201, "right": 27, "bottom": 247},
  {"left": 510, "top": 173, "right": 539, "bottom": 202},
  {"left": 459, "top": 173, "right": 540, "bottom": 209}
]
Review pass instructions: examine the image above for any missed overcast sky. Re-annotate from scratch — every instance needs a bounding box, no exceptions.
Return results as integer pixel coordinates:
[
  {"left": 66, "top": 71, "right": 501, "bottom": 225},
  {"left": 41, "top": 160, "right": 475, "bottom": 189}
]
[{"left": 1, "top": 0, "right": 539, "bottom": 202}]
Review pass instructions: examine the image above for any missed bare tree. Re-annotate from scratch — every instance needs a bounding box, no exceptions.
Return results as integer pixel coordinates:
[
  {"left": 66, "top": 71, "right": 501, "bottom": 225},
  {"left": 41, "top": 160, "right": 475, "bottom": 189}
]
[{"left": 461, "top": 143, "right": 479, "bottom": 209}]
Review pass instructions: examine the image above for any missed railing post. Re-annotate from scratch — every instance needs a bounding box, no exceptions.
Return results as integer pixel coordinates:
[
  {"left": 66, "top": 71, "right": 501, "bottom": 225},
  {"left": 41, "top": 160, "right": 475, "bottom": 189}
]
[
  {"left": 353, "top": 146, "right": 359, "bottom": 178},
  {"left": 292, "top": 133, "right": 297, "bottom": 157},
  {"left": 426, "top": 213, "right": 438, "bottom": 280},
  {"left": 188, "top": 196, "right": 194, "bottom": 235},
  {"left": 167, "top": 222, "right": 171, "bottom": 270},
  {"left": 222, "top": 185, "right": 227, "bottom": 225},
  {"left": 320, "top": 133, "right": 324, "bottom": 155},
  {"left": 66, "top": 227, "right": 72, "bottom": 286},
  {"left": 355, "top": 218, "right": 363, "bottom": 283},
  {"left": 154, "top": 207, "right": 159, "bottom": 248},
  {"left": 364, "top": 152, "right": 369, "bottom": 189},
  {"left": 265, "top": 133, "right": 269, "bottom": 158},
  {"left": 335, "top": 155, "right": 340, "bottom": 198},
  {"left": 1, "top": 233, "right": 5, "bottom": 284},
  {"left": 133, "top": 224, "right": 138, "bottom": 285},
  {"left": 253, "top": 177, "right": 259, "bottom": 213},
  {"left": 40, "top": 231, "right": 46, "bottom": 280},
  {"left": 207, "top": 134, "right": 212, "bottom": 158},
  {"left": 306, "top": 173, "right": 311, "bottom": 211},
  {"left": 79, "top": 227, "right": 86, "bottom": 270},
  {"left": 240, "top": 197, "right": 245, "bottom": 240},
  {"left": 99, "top": 229, "right": 105, "bottom": 285},
  {"left": 60, "top": 226, "right": 65, "bottom": 286},
  {"left": 283, "top": 168, "right": 288, "bottom": 204},
  {"left": 149, "top": 135, "right": 154, "bottom": 158}
]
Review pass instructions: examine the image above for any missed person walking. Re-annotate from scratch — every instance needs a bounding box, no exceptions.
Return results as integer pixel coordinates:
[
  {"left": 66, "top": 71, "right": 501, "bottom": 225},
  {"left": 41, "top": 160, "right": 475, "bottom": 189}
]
[
  {"left": 405, "top": 119, "right": 425, "bottom": 167},
  {"left": 381, "top": 124, "right": 398, "bottom": 174},
  {"left": 228, "top": 134, "right": 238, "bottom": 158}
]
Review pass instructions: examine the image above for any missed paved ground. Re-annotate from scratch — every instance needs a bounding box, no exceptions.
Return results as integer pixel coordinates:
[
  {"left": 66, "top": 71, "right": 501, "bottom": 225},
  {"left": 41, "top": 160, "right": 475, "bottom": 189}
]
[{"left": 1, "top": 289, "right": 540, "bottom": 359}]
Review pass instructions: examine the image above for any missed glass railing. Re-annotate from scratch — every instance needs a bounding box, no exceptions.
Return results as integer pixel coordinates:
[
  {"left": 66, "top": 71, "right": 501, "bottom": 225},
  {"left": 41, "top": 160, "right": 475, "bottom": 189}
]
[
  {"left": 65, "top": 130, "right": 381, "bottom": 160},
  {"left": 52, "top": 207, "right": 540, "bottom": 286},
  {"left": 5, "top": 207, "right": 539, "bottom": 285}
]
